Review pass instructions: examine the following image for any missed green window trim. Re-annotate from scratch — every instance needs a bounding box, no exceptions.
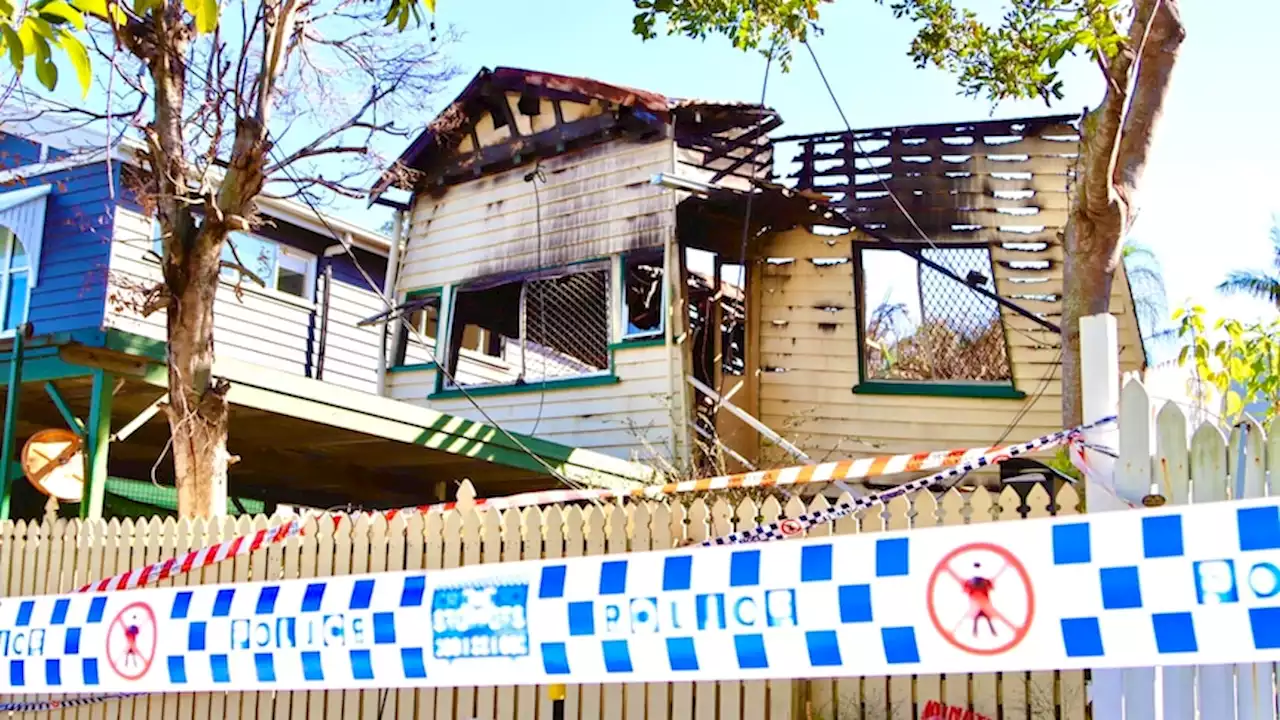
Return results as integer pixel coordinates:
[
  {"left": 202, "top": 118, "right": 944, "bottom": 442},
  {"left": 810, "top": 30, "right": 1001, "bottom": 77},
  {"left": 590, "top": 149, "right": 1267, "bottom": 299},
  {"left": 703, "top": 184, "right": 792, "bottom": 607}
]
[
  {"left": 852, "top": 241, "right": 1022, "bottom": 398},
  {"left": 608, "top": 337, "right": 667, "bottom": 351},
  {"left": 394, "top": 286, "right": 444, "bottom": 369},
  {"left": 405, "top": 287, "right": 443, "bottom": 300},
  {"left": 429, "top": 372, "right": 620, "bottom": 400},
  {"left": 387, "top": 362, "right": 438, "bottom": 373},
  {"left": 853, "top": 380, "right": 1026, "bottom": 400}
]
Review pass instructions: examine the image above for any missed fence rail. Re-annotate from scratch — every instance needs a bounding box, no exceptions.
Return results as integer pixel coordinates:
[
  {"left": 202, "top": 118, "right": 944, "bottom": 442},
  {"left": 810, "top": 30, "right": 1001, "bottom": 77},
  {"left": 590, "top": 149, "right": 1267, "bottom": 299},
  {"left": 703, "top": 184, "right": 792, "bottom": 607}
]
[{"left": 0, "top": 481, "right": 1088, "bottom": 719}]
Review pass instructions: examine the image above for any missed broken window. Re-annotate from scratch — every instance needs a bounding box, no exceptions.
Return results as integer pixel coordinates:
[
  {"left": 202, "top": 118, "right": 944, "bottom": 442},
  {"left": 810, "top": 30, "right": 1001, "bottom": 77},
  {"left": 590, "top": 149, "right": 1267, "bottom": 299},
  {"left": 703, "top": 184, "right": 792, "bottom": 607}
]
[
  {"left": 389, "top": 293, "right": 441, "bottom": 366},
  {"left": 445, "top": 262, "right": 611, "bottom": 388},
  {"left": 858, "top": 245, "right": 1012, "bottom": 383},
  {"left": 623, "top": 249, "right": 664, "bottom": 339}
]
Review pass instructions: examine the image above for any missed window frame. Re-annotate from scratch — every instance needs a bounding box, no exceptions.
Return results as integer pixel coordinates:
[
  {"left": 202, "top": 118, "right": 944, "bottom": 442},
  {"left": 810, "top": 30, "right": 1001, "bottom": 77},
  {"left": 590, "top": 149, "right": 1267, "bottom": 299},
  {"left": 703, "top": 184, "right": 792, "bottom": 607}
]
[
  {"left": 0, "top": 227, "right": 33, "bottom": 338},
  {"left": 436, "top": 260, "right": 617, "bottom": 395},
  {"left": 852, "top": 241, "right": 1025, "bottom": 400},
  {"left": 619, "top": 248, "right": 667, "bottom": 343},
  {"left": 389, "top": 288, "right": 442, "bottom": 370},
  {"left": 150, "top": 220, "right": 319, "bottom": 305}
]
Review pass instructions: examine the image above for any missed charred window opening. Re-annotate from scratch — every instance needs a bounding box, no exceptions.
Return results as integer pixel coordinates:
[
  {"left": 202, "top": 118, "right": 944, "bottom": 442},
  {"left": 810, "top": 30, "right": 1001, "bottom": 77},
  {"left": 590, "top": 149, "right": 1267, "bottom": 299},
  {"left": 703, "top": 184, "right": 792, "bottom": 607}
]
[
  {"left": 392, "top": 294, "right": 441, "bottom": 367},
  {"left": 858, "top": 245, "right": 1012, "bottom": 383},
  {"left": 623, "top": 250, "right": 664, "bottom": 339},
  {"left": 445, "top": 264, "right": 611, "bottom": 388}
]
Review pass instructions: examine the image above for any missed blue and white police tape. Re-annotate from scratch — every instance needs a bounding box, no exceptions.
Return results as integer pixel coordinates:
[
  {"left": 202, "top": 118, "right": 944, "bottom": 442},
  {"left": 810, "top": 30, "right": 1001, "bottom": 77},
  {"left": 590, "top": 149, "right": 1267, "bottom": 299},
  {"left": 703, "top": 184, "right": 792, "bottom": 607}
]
[
  {"left": 0, "top": 488, "right": 1277, "bottom": 693},
  {"left": 702, "top": 416, "right": 1117, "bottom": 546}
]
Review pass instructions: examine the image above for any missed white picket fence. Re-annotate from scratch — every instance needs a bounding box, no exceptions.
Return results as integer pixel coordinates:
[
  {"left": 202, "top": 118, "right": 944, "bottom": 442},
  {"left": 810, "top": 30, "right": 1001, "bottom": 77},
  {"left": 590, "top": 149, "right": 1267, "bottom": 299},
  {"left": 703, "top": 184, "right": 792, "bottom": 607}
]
[{"left": 1101, "top": 374, "right": 1280, "bottom": 719}]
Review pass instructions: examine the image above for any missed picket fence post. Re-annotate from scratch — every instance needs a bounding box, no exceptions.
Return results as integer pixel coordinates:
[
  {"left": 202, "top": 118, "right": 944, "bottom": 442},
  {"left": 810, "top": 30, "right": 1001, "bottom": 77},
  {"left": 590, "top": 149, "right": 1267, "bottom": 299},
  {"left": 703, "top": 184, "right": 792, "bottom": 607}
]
[{"left": 1080, "top": 313, "right": 1128, "bottom": 717}]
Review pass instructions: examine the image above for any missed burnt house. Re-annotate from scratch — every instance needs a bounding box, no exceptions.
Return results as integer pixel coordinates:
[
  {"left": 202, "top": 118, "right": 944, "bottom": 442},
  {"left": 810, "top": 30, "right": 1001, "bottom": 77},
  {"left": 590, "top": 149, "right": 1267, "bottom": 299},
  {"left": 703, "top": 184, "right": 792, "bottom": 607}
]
[{"left": 373, "top": 67, "right": 1146, "bottom": 476}]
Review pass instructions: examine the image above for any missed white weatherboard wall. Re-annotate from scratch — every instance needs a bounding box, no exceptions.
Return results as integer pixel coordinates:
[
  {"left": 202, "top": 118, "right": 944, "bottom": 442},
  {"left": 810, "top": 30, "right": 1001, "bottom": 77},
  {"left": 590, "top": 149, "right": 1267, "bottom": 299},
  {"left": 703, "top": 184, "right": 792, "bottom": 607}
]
[
  {"left": 317, "top": 268, "right": 384, "bottom": 392},
  {"left": 107, "top": 207, "right": 384, "bottom": 392},
  {"left": 387, "top": 343, "right": 680, "bottom": 464}
]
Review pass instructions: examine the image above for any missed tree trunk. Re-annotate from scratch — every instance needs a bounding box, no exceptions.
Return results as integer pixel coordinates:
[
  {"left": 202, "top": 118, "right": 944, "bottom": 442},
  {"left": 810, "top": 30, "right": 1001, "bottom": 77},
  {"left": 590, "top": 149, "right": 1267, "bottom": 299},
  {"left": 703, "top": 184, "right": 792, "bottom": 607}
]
[
  {"left": 165, "top": 228, "right": 232, "bottom": 518},
  {"left": 1059, "top": 0, "right": 1184, "bottom": 427},
  {"left": 1060, "top": 184, "right": 1124, "bottom": 427}
]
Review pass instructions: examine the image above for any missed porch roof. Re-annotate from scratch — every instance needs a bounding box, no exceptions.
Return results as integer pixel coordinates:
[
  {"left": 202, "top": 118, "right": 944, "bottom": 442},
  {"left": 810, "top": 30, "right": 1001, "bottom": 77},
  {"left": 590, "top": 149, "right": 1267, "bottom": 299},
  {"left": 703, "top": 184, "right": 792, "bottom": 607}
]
[{"left": 1, "top": 330, "right": 654, "bottom": 512}]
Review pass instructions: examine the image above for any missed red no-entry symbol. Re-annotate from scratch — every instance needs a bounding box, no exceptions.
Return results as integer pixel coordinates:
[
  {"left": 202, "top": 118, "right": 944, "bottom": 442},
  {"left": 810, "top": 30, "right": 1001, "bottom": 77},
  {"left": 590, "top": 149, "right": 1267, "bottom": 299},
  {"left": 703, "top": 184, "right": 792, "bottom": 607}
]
[
  {"left": 926, "top": 542, "right": 1034, "bottom": 656},
  {"left": 106, "top": 601, "right": 157, "bottom": 681}
]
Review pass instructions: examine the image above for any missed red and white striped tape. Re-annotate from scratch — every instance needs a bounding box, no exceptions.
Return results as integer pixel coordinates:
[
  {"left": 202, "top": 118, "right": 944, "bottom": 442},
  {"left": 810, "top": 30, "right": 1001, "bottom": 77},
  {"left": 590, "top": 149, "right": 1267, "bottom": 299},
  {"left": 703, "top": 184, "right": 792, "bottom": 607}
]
[
  {"left": 77, "top": 421, "right": 1116, "bottom": 594},
  {"left": 77, "top": 488, "right": 616, "bottom": 594},
  {"left": 77, "top": 519, "right": 304, "bottom": 593},
  {"left": 46, "top": 418, "right": 1113, "bottom": 714}
]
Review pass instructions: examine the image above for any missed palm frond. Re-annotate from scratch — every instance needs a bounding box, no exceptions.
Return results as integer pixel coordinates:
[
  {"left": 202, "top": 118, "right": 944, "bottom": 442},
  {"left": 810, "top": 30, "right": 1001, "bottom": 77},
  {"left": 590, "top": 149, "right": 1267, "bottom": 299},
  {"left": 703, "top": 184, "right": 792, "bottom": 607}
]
[
  {"left": 1122, "top": 238, "right": 1169, "bottom": 350},
  {"left": 1216, "top": 271, "right": 1280, "bottom": 307},
  {"left": 1269, "top": 215, "right": 1280, "bottom": 273}
]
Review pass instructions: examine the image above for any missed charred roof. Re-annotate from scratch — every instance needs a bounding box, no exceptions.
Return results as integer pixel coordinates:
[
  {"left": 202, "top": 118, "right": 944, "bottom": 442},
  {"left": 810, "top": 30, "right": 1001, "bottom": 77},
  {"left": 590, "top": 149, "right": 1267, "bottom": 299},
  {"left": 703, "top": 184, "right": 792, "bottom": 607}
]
[{"left": 372, "top": 66, "right": 778, "bottom": 198}]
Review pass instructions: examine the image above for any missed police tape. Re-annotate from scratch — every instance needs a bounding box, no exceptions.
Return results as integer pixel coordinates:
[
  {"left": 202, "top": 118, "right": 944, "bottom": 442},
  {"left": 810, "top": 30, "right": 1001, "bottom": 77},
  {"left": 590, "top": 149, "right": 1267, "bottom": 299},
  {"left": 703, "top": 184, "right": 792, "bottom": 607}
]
[
  {"left": 81, "top": 419, "right": 1116, "bottom": 595},
  {"left": 701, "top": 416, "right": 1117, "bottom": 546},
  {"left": 636, "top": 442, "right": 1024, "bottom": 497},
  {"left": 8, "top": 417, "right": 1114, "bottom": 710},
  {"left": 78, "top": 489, "right": 619, "bottom": 594},
  {"left": 78, "top": 518, "right": 306, "bottom": 593}
]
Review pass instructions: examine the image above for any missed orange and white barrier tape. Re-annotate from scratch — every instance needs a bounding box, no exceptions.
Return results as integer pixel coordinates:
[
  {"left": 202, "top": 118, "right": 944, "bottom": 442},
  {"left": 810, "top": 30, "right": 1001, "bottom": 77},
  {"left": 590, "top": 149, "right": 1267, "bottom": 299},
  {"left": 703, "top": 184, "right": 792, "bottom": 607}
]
[
  {"left": 634, "top": 442, "right": 1025, "bottom": 497},
  {"left": 80, "top": 429, "right": 1110, "bottom": 594}
]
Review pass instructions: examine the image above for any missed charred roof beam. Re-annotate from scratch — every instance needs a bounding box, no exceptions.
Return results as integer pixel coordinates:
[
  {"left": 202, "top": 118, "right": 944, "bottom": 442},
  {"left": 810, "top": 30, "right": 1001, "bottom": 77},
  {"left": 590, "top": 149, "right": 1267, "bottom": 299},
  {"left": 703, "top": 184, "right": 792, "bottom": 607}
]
[{"left": 651, "top": 173, "right": 1062, "bottom": 335}]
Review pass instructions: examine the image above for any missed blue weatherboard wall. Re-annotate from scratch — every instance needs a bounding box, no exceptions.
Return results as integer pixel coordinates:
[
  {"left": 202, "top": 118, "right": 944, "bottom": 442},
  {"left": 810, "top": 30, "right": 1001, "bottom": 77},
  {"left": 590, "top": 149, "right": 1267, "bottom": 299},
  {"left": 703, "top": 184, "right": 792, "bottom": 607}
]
[
  {"left": 21, "top": 161, "right": 123, "bottom": 335},
  {"left": 326, "top": 251, "right": 386, "bottom": 293},
  {"left": 0, "top": 133, "right": 43, "bottom": 170},
  {"left": 0, "top": 131, "right": 124, "bottom": 337}
]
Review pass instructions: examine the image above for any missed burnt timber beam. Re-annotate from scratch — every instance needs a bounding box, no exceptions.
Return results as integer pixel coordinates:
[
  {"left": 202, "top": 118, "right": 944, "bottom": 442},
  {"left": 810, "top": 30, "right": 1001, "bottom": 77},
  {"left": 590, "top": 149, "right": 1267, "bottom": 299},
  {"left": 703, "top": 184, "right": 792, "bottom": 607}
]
[
  {"left": 656, "top": 172, "right": 1061, "bottom": 335},
  {"left": 426, "top": 110, "right": 663, "bottom": 186}
]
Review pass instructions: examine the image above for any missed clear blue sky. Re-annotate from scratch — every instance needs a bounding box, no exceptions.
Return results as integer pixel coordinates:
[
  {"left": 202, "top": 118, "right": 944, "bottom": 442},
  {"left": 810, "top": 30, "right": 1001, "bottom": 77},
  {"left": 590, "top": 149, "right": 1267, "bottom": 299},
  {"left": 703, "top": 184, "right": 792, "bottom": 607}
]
[{"left": 362, "top": 0, "right": 1277, "bottom": 326}]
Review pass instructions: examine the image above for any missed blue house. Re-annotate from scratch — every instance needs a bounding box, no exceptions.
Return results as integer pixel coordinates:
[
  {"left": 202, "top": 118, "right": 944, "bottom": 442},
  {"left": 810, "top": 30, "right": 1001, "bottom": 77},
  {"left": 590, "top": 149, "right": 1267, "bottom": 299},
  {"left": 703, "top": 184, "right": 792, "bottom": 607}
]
[{"left": 0, "top": 115, "right": 652, "bottom": 521}]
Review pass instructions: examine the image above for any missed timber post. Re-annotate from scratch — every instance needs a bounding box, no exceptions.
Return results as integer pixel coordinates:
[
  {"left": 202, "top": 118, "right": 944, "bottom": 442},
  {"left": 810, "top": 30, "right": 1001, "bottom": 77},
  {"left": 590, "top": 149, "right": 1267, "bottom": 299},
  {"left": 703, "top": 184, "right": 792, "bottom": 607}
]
[
  {"left": 0, "top": 324, "right": 25, "bottom": 519},
  {"left": 80, "top": 369, "right": 114, "bottom": 520}
]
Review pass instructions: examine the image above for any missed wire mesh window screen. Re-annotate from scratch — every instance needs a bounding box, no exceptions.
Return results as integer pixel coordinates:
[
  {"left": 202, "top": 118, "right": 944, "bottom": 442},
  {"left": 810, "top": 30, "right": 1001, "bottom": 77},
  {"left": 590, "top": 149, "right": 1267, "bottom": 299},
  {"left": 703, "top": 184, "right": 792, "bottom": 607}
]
[
  {"left": 861, "top": 246, "right": 1012, "bottom": 382},
  {"left": 522, "top": 269, "right": 610, "bottom": 382}
]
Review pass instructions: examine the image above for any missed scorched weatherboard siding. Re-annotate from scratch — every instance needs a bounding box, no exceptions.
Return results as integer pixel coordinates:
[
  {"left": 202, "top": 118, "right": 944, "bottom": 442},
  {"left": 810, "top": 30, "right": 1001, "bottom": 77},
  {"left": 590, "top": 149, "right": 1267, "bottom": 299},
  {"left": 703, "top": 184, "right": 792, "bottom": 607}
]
[
  {"left": 397, "top": 137, "right": 676, "bottom": 292},
  {"left": 753, "top": 227, "right": 1145, "bottom": 464}
]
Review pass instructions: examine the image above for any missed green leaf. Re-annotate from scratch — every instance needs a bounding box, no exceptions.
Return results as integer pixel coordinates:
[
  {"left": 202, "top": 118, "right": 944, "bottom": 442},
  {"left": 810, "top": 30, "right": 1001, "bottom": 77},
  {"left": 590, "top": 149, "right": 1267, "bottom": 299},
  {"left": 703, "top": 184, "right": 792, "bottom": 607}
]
[
  {"left": 69, "top": 0, "right": 123, "bottom": 23},
  {"left": 0, "top": 0, "right": 16, "bottom": 18},
  {"left": 31, "top": 33, "right": 57, "bottom": 90},
  {"left": 56, "top": 29, "right": 89, "bottom": 95},
  {"left": 182, "top": 0, "right": 218, "bottom": 32},
  {"left": 1226, "top": 391, "right": 1244, "bottom": 422},
  {"left": 422, "top": 0, "right": 434, "bottom": 11},
  {"left": 1177, "top": 345, "right": 1190, "bottom": 367},
  {"left": 132, "top": 0, "right": 159, "bottom": 14},
  {"left": 16, "top": 19, "right": 36, "bottom": 52},
  {"left": 38, "top": 0, "right": 84, "bottom": 28},
  {"left": 0, "top": 24, "right": 22, "bottom": 73}
]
